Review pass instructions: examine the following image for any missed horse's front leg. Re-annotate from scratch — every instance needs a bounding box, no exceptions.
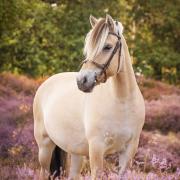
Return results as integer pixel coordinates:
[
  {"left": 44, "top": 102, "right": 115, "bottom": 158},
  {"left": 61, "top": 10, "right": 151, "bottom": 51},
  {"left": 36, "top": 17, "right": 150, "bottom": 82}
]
[
  {"left": 118, "top": 138, "right": 139, "bottom": 176},
  {"left": 89, "top": 138, "right": 104, "bottom": 180}
]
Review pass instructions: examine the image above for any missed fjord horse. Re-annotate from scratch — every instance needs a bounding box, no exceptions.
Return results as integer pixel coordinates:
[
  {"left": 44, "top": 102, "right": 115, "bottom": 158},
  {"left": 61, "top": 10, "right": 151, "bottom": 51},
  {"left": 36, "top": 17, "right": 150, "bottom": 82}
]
[{"left": 33, "top": 14, "right": 145, "bottom": 179}]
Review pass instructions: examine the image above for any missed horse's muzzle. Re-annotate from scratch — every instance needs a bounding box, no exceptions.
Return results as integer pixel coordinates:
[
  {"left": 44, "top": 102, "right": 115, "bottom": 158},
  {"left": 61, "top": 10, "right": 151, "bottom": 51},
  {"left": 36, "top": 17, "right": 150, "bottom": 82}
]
[{"left": 76, "top": 70, "right": 96, "bottom": 93}]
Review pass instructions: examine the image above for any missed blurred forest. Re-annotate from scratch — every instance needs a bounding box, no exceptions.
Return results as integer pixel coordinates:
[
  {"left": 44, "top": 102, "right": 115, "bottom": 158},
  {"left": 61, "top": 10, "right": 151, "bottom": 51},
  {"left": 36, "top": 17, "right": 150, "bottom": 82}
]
[{"left": 0, "top": 0, "right": 179, "bottom": 83}]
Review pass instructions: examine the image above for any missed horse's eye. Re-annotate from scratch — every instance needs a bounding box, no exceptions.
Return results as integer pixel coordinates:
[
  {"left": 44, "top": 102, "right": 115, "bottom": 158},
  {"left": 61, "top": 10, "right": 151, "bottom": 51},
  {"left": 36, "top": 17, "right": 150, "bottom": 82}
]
[{"left": 103, "top": 44, "right": 112, "bottom": 51}]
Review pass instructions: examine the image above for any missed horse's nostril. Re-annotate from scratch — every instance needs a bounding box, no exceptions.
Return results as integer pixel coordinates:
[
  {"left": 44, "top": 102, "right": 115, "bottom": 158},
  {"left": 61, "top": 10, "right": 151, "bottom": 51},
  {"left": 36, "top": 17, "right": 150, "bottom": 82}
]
[{"left": 82, "top": 76, "right": 87, "bottom": 84}]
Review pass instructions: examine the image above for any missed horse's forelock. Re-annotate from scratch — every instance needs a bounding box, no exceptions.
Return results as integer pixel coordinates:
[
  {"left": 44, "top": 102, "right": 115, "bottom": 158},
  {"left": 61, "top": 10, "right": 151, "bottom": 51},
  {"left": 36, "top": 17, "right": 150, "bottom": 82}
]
[
  {"left": 91, "top": 19, "right": 106, "bottom": 46},
  {"left": 84, "top": 18, "right": 109, "bottom": 60}
]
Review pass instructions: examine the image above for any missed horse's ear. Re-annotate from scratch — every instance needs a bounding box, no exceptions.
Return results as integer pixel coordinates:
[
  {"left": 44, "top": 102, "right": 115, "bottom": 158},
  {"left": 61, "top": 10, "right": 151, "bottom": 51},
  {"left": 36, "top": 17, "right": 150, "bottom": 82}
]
[
  {"left": 89, "top": 15, "right": 98, "bottom": 28},
  {"left": 106, "top": 14, "right": 114, "bottom": 31}
]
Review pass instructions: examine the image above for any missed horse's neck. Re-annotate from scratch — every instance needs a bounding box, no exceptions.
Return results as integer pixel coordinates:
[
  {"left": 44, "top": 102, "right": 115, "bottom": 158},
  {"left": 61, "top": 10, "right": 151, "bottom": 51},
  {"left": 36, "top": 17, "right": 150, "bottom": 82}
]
[{"left": 110, "top": 36, "right": 138, "bottom": 99}]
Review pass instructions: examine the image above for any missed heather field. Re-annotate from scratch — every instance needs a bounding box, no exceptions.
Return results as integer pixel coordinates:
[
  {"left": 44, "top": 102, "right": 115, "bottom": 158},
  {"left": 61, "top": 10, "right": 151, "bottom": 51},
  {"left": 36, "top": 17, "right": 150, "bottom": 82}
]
[{"left": 0, "top": 73, "right": 180, "bottom": 180}]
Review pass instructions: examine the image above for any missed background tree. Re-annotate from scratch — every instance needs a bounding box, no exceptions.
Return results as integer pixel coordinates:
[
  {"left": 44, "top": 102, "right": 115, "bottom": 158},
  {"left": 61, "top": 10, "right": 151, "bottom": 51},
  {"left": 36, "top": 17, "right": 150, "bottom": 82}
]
[{"left": 0, "top": 0, "right": 179, "bottom": 83}]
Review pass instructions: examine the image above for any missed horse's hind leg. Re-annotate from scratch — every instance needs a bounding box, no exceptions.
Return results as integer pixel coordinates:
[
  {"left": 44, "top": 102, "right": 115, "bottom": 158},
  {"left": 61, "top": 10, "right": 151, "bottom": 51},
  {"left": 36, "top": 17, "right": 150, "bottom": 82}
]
[
  {"left": 34, "top": 97, "right": 56, "bottom": 179},
  {"left": 69, "top": 154, "right": 83, "bottom": 180},
  {"left": 34, "top": 117, "right": 55, "bottom": 179},
  {"left": 38, "top": 136, "right": 55, "bottom": 179}
]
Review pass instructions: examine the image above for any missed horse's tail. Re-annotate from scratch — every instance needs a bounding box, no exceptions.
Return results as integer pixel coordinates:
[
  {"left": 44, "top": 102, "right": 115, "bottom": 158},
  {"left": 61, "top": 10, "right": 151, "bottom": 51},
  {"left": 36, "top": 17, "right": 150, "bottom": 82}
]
[{"left": 50, "top": 145, "right": 67, "bottom": 178}]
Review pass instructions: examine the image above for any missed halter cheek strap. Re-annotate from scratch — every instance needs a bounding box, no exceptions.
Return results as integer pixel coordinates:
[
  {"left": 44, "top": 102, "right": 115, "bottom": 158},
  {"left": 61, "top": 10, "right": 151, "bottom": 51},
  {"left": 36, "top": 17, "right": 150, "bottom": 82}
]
[{"left": 95, "top": 32, "right": 122, "bottom": 73}]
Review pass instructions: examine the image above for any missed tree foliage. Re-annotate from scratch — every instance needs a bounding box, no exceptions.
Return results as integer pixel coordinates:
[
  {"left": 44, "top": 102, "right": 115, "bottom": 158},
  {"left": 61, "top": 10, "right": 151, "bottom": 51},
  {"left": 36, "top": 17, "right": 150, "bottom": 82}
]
[{"left": 0, "top": 0, "right": 179, "bottom": 83}]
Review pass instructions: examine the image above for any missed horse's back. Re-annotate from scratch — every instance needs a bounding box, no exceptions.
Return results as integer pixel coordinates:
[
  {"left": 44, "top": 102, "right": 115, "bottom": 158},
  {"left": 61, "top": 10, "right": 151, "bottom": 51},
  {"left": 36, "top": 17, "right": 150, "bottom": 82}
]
[{"left": 34, "top": 72, "right": 83, "bottom": 110}]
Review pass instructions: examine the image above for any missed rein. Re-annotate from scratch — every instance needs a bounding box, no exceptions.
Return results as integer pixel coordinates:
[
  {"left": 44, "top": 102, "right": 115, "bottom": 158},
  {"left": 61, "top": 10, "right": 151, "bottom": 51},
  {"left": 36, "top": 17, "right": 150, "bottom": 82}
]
[{"left": 81, "top": 31, "right": 122, "bottom": 83}]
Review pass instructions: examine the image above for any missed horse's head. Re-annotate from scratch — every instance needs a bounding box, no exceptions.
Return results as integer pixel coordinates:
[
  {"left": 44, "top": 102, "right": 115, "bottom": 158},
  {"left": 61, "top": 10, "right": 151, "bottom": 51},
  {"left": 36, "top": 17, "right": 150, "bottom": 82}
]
[{"left": 77, "top": 14, "right": 124, "bottom": 92}]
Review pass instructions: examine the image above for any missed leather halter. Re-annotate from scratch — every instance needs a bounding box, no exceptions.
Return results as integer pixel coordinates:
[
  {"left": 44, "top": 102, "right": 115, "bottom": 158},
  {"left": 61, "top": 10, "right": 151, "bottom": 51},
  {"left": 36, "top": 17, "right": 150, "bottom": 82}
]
[{"left": 81, "top": 31, "right": 122, "bottom": 83}]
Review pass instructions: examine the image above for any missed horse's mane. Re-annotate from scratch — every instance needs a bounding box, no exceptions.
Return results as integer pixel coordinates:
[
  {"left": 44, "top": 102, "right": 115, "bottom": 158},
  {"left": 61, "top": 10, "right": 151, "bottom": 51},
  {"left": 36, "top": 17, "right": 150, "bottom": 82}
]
[{"left": 83, "top": 18, "right": 109, "bottom": 60}]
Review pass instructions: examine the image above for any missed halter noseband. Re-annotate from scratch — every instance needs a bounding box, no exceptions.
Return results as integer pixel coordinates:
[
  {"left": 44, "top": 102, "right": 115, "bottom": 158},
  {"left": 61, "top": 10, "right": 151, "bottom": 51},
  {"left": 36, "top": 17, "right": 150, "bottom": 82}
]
[{"left": 81, "top": 29, "right": 122, "bottom": 83}]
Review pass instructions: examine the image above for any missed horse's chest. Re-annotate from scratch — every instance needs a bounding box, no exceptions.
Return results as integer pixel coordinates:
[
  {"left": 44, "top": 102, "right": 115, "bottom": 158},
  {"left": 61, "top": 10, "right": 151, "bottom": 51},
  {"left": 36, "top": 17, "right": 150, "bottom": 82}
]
[
  {"left": 85, "top": 101, "right": 135, "bottom": 154},
  {"left": 86, "top": 117, "right": 133, "bottom": 154},
  {"left": 102, "top": 125, "right": 132, "bottom": 154}
]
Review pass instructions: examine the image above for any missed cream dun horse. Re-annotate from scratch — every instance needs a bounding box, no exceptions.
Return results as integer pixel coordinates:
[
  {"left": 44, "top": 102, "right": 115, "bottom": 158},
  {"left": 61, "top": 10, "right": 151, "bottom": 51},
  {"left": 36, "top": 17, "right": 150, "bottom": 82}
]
[{"left": 33, "top": 14, "right": 145, "bottom": 179}]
